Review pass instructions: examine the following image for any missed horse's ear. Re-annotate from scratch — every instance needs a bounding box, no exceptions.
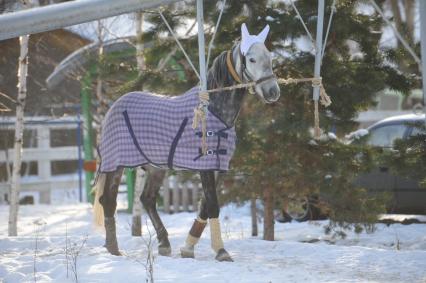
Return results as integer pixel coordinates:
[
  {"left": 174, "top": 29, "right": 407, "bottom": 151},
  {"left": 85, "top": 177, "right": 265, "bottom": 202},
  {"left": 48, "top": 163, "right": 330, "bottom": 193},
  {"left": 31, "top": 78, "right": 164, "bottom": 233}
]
[
  {"left": 257, "top": 25, "right": 270, "bottom": 42},
  {"left": 241, "top": 23, "right": 250, "bottom": 41}
]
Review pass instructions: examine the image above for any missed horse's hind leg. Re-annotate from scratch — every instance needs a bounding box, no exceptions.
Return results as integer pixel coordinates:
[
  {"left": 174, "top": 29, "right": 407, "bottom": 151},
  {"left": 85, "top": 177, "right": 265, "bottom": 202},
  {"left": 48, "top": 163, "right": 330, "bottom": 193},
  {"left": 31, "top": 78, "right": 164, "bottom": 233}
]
[
  {"left": 140, "top": 166, "right": 171, "bottom": 256},
  {"left": 99, "top": 168, "right": 124, "bottom": 256}
]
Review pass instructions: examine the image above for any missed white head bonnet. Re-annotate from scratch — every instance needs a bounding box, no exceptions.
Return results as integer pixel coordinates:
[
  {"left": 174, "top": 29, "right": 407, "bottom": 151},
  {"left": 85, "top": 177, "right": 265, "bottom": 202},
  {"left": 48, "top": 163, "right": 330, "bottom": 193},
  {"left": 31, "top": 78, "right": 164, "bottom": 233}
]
[{"left": 240, "top": 23, "right": 270, "bottom": 56}]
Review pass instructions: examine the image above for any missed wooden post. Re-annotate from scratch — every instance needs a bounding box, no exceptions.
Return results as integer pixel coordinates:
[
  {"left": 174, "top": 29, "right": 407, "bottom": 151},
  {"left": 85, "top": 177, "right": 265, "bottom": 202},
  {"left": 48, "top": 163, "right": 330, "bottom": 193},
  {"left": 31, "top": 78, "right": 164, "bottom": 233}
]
[
  {"left": 172, "top": 175, "right": 180, "bottom": 213},
  {"left": 192, "top": 180, "right": 199, "bottom": 212},
  {"left": 38, "top": 127, "right": 51, "bottom": 204},
  {"left": 182, "top": 181, "right": 189, "bottom": 211}
]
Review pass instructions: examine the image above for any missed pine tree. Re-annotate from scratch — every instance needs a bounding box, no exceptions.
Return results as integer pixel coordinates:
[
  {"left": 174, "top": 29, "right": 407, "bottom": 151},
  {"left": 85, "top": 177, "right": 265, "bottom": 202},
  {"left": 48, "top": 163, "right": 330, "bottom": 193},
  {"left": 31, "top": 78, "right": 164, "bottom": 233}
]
[
  {"left": 94, "top": 1, "right": 416, "bottom": 239},
  {"left": 218, "top": 0, "right": 413, "bottom": 239}
]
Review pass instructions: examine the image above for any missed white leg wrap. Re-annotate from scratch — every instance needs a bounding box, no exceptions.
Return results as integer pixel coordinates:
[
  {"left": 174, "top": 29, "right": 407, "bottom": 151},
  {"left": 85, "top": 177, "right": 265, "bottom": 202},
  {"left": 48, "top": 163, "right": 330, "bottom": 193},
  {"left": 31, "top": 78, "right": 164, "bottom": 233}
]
[
  {"left": 209, "top": 218, "right": 224, "bottom": 253},
  {"left": 185, "top": 234, "right": 200, "bottom": 247}
]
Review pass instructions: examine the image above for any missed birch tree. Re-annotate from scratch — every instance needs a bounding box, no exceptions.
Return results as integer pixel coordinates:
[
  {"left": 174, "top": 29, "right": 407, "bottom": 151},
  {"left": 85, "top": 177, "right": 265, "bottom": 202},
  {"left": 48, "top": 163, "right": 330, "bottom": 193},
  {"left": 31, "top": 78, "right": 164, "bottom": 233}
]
[
  {"left": 8, "top": 0, "right": 38, "bottom": 236},
  {"left": 132, "top": 11, "right": 146, "bottom": 236}
]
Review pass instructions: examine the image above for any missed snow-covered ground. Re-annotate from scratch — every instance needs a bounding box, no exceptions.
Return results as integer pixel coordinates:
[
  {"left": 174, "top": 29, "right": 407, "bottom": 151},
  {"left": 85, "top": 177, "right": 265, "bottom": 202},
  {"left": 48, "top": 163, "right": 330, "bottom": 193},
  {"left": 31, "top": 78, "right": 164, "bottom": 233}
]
[{"left": 1, "top": 203, "right": 426, "bottom": 283}]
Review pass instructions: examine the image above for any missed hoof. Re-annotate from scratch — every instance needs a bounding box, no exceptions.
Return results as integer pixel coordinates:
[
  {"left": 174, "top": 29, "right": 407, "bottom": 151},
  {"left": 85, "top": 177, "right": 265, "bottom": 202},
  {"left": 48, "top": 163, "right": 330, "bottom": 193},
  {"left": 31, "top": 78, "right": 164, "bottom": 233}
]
[
  {"left": 215, "top": 248, "right": 233, "bottom": 262},
  {"left": 158, "top": 238, "right": 172, "bottom": 256},
  {"left": 158, "top": 245, "right": 172, "bottom": 256},
  {"left": 180, "top": 246, "right": 195, "bottom": 258}
]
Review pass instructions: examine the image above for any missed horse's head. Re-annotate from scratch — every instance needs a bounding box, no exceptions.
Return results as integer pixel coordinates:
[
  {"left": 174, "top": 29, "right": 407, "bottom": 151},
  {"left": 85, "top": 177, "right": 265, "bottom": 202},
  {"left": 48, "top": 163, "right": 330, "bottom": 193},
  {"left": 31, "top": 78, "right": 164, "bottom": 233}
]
[{"left": 239, "top": 23, "right": 280, "bottom": 103}]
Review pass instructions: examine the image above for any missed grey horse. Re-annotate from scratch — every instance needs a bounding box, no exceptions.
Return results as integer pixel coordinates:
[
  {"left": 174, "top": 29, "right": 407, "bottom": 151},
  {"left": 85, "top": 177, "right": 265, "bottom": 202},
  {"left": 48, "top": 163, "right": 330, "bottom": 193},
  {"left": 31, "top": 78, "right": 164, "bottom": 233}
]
[{"left": 93, "top": 23, "right": 280, "bottom": 262}]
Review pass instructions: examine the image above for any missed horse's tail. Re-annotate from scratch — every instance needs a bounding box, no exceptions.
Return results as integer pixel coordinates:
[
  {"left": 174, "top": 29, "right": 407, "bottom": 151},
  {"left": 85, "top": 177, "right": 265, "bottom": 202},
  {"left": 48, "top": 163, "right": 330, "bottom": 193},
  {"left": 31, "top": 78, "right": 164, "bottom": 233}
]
[{"left": 92, "top": 173, "right": 106, "bottom": 227}]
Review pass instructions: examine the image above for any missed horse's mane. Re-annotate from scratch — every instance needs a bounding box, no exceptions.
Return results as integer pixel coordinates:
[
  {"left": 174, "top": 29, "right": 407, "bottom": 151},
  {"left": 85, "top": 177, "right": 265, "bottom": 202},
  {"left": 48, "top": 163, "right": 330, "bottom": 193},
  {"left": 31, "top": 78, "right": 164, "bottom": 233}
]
[
  {"left": 206, "top": 45, "right": 246, "bottom": 127},
  {"left": 207, "top": 50, "right": 234, "bottom": 91}
]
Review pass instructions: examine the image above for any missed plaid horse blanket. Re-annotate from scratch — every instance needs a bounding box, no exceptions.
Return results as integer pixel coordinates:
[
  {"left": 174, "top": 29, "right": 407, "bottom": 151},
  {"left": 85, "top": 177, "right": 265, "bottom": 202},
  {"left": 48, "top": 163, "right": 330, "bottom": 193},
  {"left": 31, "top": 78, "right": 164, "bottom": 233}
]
[{"left": 98, "top": 87, "right": 236, "bottom": 172}]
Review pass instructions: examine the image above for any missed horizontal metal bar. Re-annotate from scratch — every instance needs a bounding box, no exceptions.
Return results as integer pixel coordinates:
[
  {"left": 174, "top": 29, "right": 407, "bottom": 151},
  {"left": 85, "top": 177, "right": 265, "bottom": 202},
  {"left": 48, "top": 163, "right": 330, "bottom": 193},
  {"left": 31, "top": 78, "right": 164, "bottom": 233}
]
[{"left": 0, "top": 0, "right": 181, "bottom": 41}]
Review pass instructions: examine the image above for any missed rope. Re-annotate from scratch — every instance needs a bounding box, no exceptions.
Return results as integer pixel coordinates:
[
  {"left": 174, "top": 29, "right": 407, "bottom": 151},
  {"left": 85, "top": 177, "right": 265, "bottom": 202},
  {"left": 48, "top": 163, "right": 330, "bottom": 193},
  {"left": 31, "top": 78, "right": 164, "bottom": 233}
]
[
  {"left": 290, "top": 0, "right": 315, "bottom": 48},
  {"left": 206, "top": 0, "right": 227, "bottom": 70},
  {"left": 192, "top": 76, "right": 332, "bottom": 151},
  {"left": 321, "top": 0, "right": 336, "bottom": 60},
  {"left": 159, "top": 11, "right": 201, "bottom": 80},
  {"left": 192, "top": 92, "right": 209, "bottom": 154}
]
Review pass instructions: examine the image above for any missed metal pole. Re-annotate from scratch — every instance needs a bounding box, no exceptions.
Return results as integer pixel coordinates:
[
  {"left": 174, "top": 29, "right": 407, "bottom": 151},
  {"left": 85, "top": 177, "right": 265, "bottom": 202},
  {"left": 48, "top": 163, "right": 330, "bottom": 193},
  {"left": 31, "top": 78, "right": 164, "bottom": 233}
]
[
  {"left": 196, "top": 0, "right": 207, "bottom": 92},
  {"left": 313, "top": 0, "right": 325, "bottom": 101},
  {"left": 420, "top": 0, "right": 426, "bottom": 126},
  {"left": 126, "top": 168, "right": 135, "bottom": 213},
  {"left": 81, "top": 72, "right": 94, "bottom": 203},
  {"left": 0, "top": 0, "right": 181, "bottom": 41},
  {"left": 77, "top": 111, "right": 83, "bottom": 202}
]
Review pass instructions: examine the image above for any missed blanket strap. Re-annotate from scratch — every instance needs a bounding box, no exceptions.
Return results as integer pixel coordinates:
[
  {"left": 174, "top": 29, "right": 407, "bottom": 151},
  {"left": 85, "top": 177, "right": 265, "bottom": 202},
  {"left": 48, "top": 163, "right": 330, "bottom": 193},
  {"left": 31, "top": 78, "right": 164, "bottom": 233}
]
[{"left": 192, "top": 92, "right": 210, "bottom": 154}]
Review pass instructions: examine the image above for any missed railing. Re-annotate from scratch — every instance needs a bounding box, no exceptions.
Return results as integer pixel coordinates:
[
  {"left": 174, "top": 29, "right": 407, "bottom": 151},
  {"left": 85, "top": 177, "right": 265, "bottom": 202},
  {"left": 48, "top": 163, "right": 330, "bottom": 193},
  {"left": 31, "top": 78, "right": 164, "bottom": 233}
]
[{"left": 0, "top": 116, "right": 83, "bottom": 204}]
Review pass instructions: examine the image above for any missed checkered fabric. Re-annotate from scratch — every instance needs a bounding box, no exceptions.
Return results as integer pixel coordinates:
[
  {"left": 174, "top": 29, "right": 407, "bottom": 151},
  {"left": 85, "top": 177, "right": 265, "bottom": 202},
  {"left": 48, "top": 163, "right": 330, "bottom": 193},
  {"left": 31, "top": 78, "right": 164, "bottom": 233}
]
[{"left": 98, "top": 87, "right": 236, "bottom": 172}]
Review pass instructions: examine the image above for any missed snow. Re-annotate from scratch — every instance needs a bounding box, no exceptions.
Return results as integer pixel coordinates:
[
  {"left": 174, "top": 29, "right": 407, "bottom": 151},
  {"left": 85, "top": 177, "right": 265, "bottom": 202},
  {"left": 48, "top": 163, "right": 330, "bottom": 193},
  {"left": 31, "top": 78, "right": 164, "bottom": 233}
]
[
  {"left": 265, "top": 16, "right": 275, "bottom": 22},
  {"left": 345, "top": 129, "right": 369, "bottom": 141},
  {"left": 1, "top": 203, "right": 426, "bottom": 283}
]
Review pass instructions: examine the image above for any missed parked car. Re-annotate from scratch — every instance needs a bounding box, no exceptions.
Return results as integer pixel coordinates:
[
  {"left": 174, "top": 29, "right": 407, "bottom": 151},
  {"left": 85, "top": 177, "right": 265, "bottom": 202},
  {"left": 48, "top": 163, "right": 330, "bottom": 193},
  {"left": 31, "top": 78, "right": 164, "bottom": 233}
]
[{"left": 281, "top": 114, "right": 426, "bottom": 222}]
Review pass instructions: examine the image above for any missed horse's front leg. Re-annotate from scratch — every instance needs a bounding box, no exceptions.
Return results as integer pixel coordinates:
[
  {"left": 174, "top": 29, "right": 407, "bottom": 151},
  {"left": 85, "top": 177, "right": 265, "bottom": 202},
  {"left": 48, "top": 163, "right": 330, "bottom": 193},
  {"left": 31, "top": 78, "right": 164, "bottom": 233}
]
[
  {"left": 180, "top": 197, "right": 208, "bottom": 258},
  {"left": 201, "top": 171, "right": 233, "bottom": 261}
]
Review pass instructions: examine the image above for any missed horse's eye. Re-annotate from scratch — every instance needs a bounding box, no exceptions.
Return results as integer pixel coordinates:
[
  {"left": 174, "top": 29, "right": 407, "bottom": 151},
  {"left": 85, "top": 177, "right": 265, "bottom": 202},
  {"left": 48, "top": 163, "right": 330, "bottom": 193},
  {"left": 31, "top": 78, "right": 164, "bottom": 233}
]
[{"left": 249, "top": 58, "right": 256, "bottom": 63}]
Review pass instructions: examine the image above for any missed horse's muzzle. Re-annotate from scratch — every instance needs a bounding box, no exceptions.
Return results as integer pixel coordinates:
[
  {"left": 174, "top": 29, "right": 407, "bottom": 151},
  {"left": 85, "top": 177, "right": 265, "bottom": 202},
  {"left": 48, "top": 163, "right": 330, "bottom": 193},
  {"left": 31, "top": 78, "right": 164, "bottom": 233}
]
[{"left": 264, "top": 84, "right": 280, "bottom": 103}]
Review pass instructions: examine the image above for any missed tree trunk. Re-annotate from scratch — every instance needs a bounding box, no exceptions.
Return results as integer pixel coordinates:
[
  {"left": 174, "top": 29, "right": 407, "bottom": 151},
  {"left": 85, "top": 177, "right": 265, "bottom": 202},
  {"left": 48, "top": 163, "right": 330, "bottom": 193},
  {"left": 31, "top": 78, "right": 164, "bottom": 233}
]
[
  {"left": 263, "top": 185, "right": 274, "bottom": 241},
  {"left": 250, "top": 196, "right": 258, "bottom": 237},
  {"left": 135, "top": 11, "right": 145, "bottom": 73},
  {"left": 404, "top": 0, "right": 415, "bottom": 44},
  {"left": 95, "top": 20, "right": 107, "bottom": 145},
  {"left": 131, "top": 11, "right": 145, "bottom": 235},
  {"left": 8, "top": 33, "right": 30, "bottom": 236},
  {"left": 132, "top": 167, "right": 146, "bottom": 236},
  {"left": 390, "top": 0, "right": 403, "bottom": 48}
]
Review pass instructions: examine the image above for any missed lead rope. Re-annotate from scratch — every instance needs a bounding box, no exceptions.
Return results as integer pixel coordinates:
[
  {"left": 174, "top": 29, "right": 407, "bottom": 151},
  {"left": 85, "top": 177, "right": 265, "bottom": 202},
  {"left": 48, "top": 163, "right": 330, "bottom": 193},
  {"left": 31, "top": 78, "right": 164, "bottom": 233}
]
[
  {"left": 192, "top": 92, "right": 210, "bottom": 154},
  {"left": 191, "top": 73, "right": 333, "bottom": 152},
  {"left": 311, "top": 77, "right": 331, "bottom": 138}
]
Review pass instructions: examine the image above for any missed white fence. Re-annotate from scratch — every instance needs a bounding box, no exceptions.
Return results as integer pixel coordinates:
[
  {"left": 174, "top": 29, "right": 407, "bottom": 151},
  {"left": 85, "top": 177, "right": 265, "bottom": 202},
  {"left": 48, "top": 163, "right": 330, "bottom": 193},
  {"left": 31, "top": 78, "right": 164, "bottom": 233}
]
[
  {"left": 0, "top": 116, "right": 202, "bottom": 210},
  {"left": 161, "top": 175, "right": 201, "bottom": 213},
  {"left": 0, "top": 116, "right": 83, "bottom": 204}
]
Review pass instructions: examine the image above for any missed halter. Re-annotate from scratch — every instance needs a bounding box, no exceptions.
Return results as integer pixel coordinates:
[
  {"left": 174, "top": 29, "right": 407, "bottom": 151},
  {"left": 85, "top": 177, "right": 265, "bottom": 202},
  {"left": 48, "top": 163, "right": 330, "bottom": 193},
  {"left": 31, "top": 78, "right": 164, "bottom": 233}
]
[{"left": 225, "top": 47, "right": 276, "bottom": 87}]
